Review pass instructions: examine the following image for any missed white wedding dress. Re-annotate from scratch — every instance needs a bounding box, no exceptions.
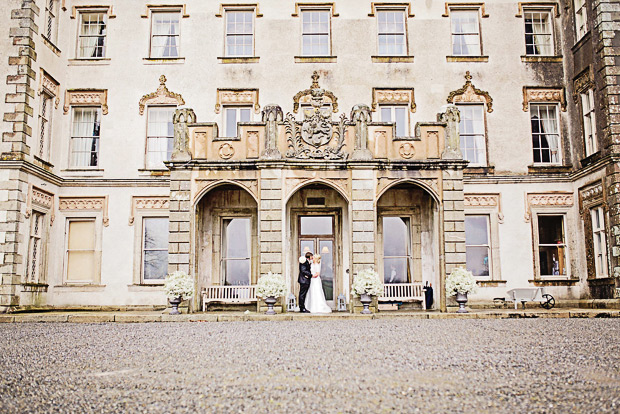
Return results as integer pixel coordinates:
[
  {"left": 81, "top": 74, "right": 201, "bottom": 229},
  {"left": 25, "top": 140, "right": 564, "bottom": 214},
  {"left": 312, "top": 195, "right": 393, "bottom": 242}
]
[{"left": 305, "top": 263, "right": 332, "bottom": 314}]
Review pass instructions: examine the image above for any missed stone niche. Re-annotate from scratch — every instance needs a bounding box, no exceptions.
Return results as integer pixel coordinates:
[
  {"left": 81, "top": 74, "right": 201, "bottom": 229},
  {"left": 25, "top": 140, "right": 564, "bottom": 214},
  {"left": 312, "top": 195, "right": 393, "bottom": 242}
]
[{"left": 191, "top": 125, "right": 264, "bottom": 161}]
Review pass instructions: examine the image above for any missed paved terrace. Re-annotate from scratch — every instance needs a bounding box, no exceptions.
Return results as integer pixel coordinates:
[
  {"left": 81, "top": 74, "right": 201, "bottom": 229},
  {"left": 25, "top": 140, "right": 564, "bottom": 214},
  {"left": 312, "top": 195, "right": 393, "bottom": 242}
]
[{"left": 1, "top": 319, "right": 619, "bottom": 413}]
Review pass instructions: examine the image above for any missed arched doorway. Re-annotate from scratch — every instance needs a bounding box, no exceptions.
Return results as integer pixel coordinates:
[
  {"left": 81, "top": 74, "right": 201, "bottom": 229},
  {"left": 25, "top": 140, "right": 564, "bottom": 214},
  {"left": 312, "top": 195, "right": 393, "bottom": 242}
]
[
  {"left": 285, "top": 182, "right": 350, "bottom": 310},
  {"left": 376, "top": 182, "right": 440, "bottom": 309},
  {"left": 195, "top": 184, "right": 258, "bottom": 299}
]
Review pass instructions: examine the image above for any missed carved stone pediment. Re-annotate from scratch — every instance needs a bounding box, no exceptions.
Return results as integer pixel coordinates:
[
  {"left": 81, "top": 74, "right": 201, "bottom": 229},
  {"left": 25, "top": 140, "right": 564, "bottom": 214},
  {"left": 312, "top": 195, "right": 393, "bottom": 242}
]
[
  {"left": 293, "top": 71, "right": 338, "bottom": 113},
  {"left": 524, "top": 192, "right": 573, "bottom": 222},
  {"left": 59, "top": 196, "right": 110, "bottom": 226},
  {"left": 573, "top": 67, "right": 594, "bottom": 103},
  {"left": 64, "top": 89, "right": 108, "bottom": 115},
  {"left": 39, "top": 69, "right": 60, "bottom": 109},
  {"left": 447, "top": 71, "right": 493, "bottom": 113},
  {"left": 129, "top": 196, "right": 169, "bottom": 225},
  {"left": 139, "top": 75, "right": 185, "bottom": 115},
  {"left": 372, "top": 88, "right": 416, "bottom": 112},
  {"left": 215, "top": 89, "right": 260, "bottom": 114},
  {"left": 522, "top": 86, "right": 566, "bottom": 111}
]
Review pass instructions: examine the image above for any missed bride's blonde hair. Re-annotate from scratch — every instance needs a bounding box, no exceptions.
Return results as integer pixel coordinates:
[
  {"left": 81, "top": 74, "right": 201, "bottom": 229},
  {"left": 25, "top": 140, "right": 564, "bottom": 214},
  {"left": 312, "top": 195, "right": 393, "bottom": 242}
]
[{"left": 313, "top": 254, "right": 321, "bottom": 263}]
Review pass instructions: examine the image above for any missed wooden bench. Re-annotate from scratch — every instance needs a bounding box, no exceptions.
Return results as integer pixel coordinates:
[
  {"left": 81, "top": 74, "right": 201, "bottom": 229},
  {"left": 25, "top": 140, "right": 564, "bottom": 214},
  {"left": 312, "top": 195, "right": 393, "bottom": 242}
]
[
  {"left": 202, "top": 285, "right": 258, "bottom": 311},
  {"left": 379, "top": 283, "right": 426, "bottom": 310}
]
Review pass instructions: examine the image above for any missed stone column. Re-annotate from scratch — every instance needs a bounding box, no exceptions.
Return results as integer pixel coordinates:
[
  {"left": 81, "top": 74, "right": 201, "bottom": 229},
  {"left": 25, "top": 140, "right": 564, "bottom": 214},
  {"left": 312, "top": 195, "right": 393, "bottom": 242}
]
[
  {"left": 261, "top": 104, "right": 282, "bottom": 159},
  {"left": 259, "top": 168, "right": 283, "bottom": 276},
  {"left": 350, "top": 104, "right": 373, "bottom": 161},
  {"left": 350, "top": 169, "right": 376, "bottom": 272}
]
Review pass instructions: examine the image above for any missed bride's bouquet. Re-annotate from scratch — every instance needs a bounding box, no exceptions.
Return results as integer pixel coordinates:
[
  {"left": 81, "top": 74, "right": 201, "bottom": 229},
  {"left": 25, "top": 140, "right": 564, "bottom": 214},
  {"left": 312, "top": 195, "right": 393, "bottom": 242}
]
[
  {"left": 256, "top": 272, "right": 287, "bottom": 299},
  {"left": 351, "top": 268, "right": 383, "bottom": 297}
]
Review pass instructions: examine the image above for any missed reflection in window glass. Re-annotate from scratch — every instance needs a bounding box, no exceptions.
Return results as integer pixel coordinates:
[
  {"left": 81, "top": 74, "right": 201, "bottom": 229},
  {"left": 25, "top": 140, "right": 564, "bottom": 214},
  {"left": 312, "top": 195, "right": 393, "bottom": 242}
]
[
  {"left": 226, "top": 11, "right": 253, "bottom": 56},
  {"left": 377, "top": 10, "right": 406, "bottom": 55},
  {"left": 591, "top": 206, "right": 608, "bottom": 278},
  {"left": 222, "top": 218, "right": 251, "bottom": 285},
  {"left": 451, "top": 10, "right": 480, "bottom": 56},
  {"left": 224, "top": 106, "right": 251, "bottom": 137},
  {"left": 457, "top": 104, "right": 485, "bottom": 165},
  {"left": 465, "top": 215, "right": 490, "bottom": 277},
  {"left": 143, "top": 217, "right": 169, "bottom": 281},
  {"left": 524, "top": 11, "right": 553, "bottom": 56},
  {"left": 146, "top": 107, "right": 175, "bottom": 169},
  {"left": 537, "top": 215, "right": 566, "bottom": 276},
  {"left": 319, "top": 240, "right": 334, "bottom": 300},
  {"left": 302, "top": 10, "right": 330, "bottom": 56},
  {"left": 381, "top": 105, "right": 408, "bottom": 137},
  {"left": 300, "top": 216, "right": 333, "bottom": 235},
  {"left": 382, "top": 217, "right": 411, "bottom": 283},
  {"left": 150, "top": 12, "right": 180, "bottom": 58}
]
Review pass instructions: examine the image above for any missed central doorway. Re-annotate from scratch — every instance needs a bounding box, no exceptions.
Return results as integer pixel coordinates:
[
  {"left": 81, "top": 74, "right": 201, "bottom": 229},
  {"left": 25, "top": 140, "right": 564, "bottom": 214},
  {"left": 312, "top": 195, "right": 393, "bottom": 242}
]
[{"left": 299, "top": 215, "right": 336, "bottom": 307}]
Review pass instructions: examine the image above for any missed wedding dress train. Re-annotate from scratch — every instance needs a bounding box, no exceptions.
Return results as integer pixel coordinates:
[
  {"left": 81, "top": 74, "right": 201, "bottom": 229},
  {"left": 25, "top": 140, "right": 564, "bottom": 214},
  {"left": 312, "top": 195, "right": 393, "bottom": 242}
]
[{"left": 305, "top": 262, "right": 332, "bottom": 314}]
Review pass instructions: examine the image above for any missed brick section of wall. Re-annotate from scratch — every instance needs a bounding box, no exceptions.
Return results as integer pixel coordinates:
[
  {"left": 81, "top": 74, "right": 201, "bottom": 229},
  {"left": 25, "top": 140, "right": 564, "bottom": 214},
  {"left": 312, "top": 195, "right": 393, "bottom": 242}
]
[
  {"left": 259, "top": 169, "right": 283, "bottom": 275},
  {"left": 442, "top": 170, "right": 466, "bottom": 276},
  {"left": 351, "top": 169, "right": 375, "bottom": 275},
  {"left": 2, "top": 0, "right": 38, "bottom": 160},
  {"left": 168, "top": 170, "right": 191, "bottom": 275}
]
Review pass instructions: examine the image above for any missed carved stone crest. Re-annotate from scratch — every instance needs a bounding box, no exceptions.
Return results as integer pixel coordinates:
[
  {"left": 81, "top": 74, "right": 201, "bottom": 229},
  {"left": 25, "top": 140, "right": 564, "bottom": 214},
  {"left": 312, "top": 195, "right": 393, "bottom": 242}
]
[
  {"left": 447, "top": 71, "right": 493, "bottom": 113},
  {"left": 138, "top": 75, "right": 185, "bottom": 115},
  {"left": 293, "top": 71, "right": 338, "bottom": 113}
]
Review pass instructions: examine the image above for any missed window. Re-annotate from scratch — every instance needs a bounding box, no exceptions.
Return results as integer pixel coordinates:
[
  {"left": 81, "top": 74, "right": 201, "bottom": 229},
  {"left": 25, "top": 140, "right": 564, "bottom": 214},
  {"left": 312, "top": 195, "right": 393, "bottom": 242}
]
[
  {"left": 581, "top": 89, "right": 597, "bottom": 156},
  {"left": 226, "top": 11, "right": 254, "bottom": 57},
  {"left": 222, "top": 218, "right": 251, "bottom": 286},
  {"left": 150, "top": 12, "right": 180, "bottom": 58},
  {"left": 38, "top": 92, "right": 53, "bottom": 161},
  {"left": 78, "top": 12, "right": 107, "bottom": 58},
  {"left": 70, "top": 107, "right": 101, "bottom": 167},
  {"left": 44, "top": 0, "right": 59, "bottom": 44},
  {"left": 530, "top": 104, "right": 560, "bottom": 164},
  {"left": 382, "top": 217, "right": 412, "bottom": 284},
  {"left": 146, "top": 106, "right": 175, "bottom": 169},
  {"left": 465, "top": 215, "right": 490, "bottom": 277},
  {"left": 591, "top": 206, "right": 608, "bottom": 278},
  {"left": 224, "top": 106, "right": 251, "bottom": 137},
  {"left": 537, "top": 215, "right": 567, "bottom": 277},
  {"left": 377, "top": 10, "right": 406, "bottom": 56},
  {"left": 142, "top": 217, "right": 169, "bottom": 283},
  {"left": 457, "top": 104, "right": 486, "bottom": 165},
  {"left": 451, "top": 10, "right": 481, "bottom": 56},
  {"left": 574, "top": 0, "right": 588, "bottom": 40},
  {"left": 524, "top": 10, "right": 553, "bottom": 56},
  {"left": 380, "top": 105, "right": 408, "bottom": 137},
  {"left": 302, "top": 10, "right": 330, "bottom": 56},
  {"left": 26, "top": 211, "right": 45, "bottom": 284},
  {"left": 65, "top": 219, "right": 97, "bottom": 283}
]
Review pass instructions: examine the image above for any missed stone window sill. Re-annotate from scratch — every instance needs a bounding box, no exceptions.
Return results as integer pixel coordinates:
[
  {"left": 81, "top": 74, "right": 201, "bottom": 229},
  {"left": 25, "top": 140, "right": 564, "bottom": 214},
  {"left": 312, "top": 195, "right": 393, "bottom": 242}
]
[
  {"left": 446, "top": 55, "right": 488, "bottom": 62},
  {"left": 138, "top": 168, "right": 170, "bottom": 176},
  {"left": 217, "top": 56, "right": 260, "bottom": 64},
  {"left": 521, "top": 55, "right": 563, "bottom": 63},
  {"left": 33, "top": 156, "right": 54, "bottom": 170},
  {"left": 61, "top": 168, "right": 104, "bottom": 177},
  {"left": 294, "top": 56, "right": 337, "bottom": 63},
  {"left": 476, "top": 280, "right": 507, "bottom": 287},
  {"left": 143, "top": 57, "right": 185, "bottom": 65},
  {"left": 580, "top": 151, "right": 601, "bottom": 168},
  {"left": 41, "top": 35, "right": 61, "bottom": 56},
  {"left": 464, "top": 166, "right": 495, "bottom": 175},
  {"left": 528, "top": 279, "right": 580, "bottom": 286},
  {"left": 128, "top": 284, "right": 164, "bottom": 292},
  {"left": 69, "top": 58, "right": 111, "bottom": 66},
  {"left": 528, "top": 164, "right": 572, "bottom": 175},
  {"left": 371, "top": 55, "right": 414, "bottom": 63},
  {"left": 22, "top": 283, "right": 49, "bottom": 292},
  {"left": 54, "top": 284, "right": 106, "bottom": 292}
]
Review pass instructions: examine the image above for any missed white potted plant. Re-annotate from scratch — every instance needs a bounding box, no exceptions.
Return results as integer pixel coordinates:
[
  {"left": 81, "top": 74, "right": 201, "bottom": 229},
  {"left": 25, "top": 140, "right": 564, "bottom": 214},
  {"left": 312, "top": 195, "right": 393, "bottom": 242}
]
[
  {"left": 351, "top": 268, "right": 384, "bottom": 314},
  {"left": 163, "top": 270, "right": 195, "bottom": 315},
  {"left": 445, "top": 267, "right": 477, "bottom": 313},
  {"left": 256, "top": 272, "right": 287, "bottom": 315}
]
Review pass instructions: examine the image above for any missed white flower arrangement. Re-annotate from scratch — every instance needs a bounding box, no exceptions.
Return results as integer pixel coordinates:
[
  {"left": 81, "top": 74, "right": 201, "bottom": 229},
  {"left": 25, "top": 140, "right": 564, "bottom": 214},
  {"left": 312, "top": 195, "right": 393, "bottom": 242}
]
[
  {"left": 256, "top": 272, "right": 287, "bottom": 299},
  {"left": 163, "top": 270, "right": 195, "bottom": 300},
  {"left": 445, "top": 267, "right": 477, "bottom": 296},
  {"left": 351, "top": 268, "right": 384, "bottom": 297}
]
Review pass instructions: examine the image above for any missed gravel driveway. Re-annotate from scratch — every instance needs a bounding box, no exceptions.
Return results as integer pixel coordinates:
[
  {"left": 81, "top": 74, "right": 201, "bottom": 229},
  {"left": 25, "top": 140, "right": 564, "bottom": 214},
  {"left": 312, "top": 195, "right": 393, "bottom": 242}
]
[{"left": 1, "top": 319, "right": 619, "bottom": 413}]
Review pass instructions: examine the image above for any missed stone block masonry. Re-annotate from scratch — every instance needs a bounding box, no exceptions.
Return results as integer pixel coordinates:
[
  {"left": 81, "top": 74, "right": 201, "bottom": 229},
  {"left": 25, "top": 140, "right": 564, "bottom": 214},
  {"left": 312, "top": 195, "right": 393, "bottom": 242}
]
[
  {"left": 259, "top": 169, "right": 283, "bottom": 275},
  {"left": 351, "top": 169, "right": 375, "bottom": 275}
]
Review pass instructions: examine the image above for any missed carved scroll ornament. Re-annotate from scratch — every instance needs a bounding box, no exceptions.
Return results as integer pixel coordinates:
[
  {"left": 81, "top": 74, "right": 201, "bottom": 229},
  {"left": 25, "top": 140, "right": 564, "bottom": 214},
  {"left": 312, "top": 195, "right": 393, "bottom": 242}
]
[
  {"left": 215, "top": 89, "right": 260, "bottom": 114},
  {"left": 293, "top": 71, "right": 338, "bottom": 113},
  {"left": 522, "top": 86, "right": 566, "bottom": 111},
  {"left": 139, "top": 75, "right": 185, "bottom": 115},
  {"left": 573, "top": 67, "right": 594, "bottom": 103},
  {"left": 25, "top": 185, "right": 55, "bottom": 224},
  {"left": 39, "top": 69, "right": 60, "bottom": 109},
  {"left": 64, "top": 89, "right": 108, "bottom": 115},
  {"left": 447, "top": 71, "right": 493, "bottom": 112},
  {"left": 59, "top": 196, "right": 109, "bottom": 226},
  {"left": 524, "top": 192, "right": 573, "bottom": 222},
  {"left": 128, "top": 196, "right": 169, "bottom": 225},
  {"left": 464, "top": 193, "right": 504, "bottom": 223},
  {"left": 372, "top": 88, "right": 416, "bottom": 112}
]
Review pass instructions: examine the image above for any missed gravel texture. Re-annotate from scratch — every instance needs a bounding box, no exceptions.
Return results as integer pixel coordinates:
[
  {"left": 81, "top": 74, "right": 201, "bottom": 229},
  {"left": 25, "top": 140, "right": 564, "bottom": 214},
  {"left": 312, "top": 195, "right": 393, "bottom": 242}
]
[{"left": 1, "top": 319, "right": 619, "bottom": 413}]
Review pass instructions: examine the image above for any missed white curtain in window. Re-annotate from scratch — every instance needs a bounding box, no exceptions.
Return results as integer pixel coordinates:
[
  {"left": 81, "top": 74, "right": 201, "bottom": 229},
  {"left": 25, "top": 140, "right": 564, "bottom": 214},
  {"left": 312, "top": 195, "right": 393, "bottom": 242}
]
[
  {"left": 531, "top": 17, "right": 551, "bottom": 55},
  {"left": 540, "top": 113, "right": 559, "bottom": 163}
]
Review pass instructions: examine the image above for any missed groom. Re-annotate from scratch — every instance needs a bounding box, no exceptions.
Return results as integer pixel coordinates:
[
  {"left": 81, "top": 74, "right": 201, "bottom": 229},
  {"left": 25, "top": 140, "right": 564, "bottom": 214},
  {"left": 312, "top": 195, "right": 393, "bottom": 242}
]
[{"left": 298, "top": 251, "right": 313, "bottom": 313}]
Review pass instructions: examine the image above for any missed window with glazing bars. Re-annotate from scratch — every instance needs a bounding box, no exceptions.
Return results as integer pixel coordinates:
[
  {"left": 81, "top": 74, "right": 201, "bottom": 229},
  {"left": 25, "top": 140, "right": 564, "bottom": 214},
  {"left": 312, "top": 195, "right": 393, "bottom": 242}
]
[
  {"left": 27, "top": 211, "right": 45, "bottom": 284},
  {"left": 38, "top": 92, "right": 53, "bottom": 160},
  {"left": 530, "top": 104, "right": 560, "bottom": 164},
  {"left": 150, "top": 12, "right": 180, "bottom": 58},
  {"left": 70, "top": 107, "right": 101, "bottom": 167},
  {"left": 302, "top": 10, "right": 330, "bottom": 56},
  {"left": 78, "top": 12, "right": 107, "bottom": 58},
  {"left": 377, "top": 10, "right": 406, "bottom": 56},
  {"left": 451, "top": 10, "right": 481, "bottom": 55},
  {"left": 146, "top": 106, "right": 175, "bottom": 169},
  {"left": 44, "top": 0, "right": 58, "bottom": 43},
  {"left": 574, "top": 0, "right": 588, "bottom": 39},
  {"left": 457, "top": 104, "right": 486, "bottom": 165},
  {"left": 581, "top": 89, "right": 597, "bottom": 156},
  {"left": 226, "top": 11, "right": 253, "bottom": 56},
  {"left": 524, "top": 10, "right": 553, "bottom": 56}
]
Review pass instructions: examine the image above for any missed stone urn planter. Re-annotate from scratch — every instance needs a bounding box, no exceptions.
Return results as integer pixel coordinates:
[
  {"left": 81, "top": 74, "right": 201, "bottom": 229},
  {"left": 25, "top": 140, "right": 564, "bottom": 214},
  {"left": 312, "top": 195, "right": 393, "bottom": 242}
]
[
  {"left": 169, "top": 296, "right": 182, "bottom": 315},
  {"left": 264, "top": 296, "right": 277, "bottom": 315},
  {"left": 455, "top": 292, "right": 468, "bottom": 313},
  {"left": 359, "top": 293, "right": 373, "bottom": 314}
]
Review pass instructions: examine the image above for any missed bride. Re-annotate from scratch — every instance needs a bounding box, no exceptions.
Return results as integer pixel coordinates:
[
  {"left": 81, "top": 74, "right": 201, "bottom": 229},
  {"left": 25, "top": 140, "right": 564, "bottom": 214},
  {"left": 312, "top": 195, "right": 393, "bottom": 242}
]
[{"left": 305, "top": 254, "right": 332, "bottom": 314}]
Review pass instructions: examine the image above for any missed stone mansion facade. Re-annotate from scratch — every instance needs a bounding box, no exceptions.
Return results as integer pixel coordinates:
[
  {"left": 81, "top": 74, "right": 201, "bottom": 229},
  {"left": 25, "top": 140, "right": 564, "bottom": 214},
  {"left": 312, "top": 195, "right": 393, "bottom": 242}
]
[{"left": 1, "top": 0, "right": 619, "bottom": 312}]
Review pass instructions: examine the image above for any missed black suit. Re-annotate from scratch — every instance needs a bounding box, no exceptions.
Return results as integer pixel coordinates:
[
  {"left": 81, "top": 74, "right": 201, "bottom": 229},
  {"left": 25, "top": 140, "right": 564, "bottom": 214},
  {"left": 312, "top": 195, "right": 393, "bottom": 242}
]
[{"left": 298, "top": 259, "right": 312, "bottom": 311}]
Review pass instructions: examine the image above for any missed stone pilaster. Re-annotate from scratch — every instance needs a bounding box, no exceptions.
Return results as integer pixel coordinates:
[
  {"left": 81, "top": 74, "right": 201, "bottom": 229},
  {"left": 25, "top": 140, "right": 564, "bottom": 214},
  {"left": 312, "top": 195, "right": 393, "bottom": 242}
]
[
  {"left": 351, "top": 168, "right": 376, "bottom": 275},
  {"left": 259, "top": 168, "right": 283, "bottom": 275},
  {"left": 2, "top": 0, "right": 39, "bottom": 160},
  {"left": 261, "top": 104, "right": 282, "bottom": 159}
]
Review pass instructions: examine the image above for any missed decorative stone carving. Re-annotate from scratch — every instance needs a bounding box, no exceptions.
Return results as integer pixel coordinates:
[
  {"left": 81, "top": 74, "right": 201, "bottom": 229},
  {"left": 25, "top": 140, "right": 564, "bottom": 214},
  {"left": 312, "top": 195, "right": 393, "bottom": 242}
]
[
  {"left": 285, "top": 112, "right": 348, "bottom": 160},
  {"left": 464, "top": 193, "right": 504, "bottom": 223},
  {"left": 219, "top": 143, "right": 235, "bottom": 159},
  {"left": 579, "top": 181, "right": 604, "bottom": 214},
  {"left": 293, "top": 71, "right": 338, "bottom": 113},
  {"left": 399, "top": 142, "right": 415, "bottom": 159},
  {"left": 573, "top": 67, "right": 594, "bottom": 103},
  {"left": 351, "top": 104, "right": 373, "bottom": 160},
  {"left": 438, "top": 105, "right": 462, "bottom": 160},
  {"left": 215, "top": 89, "right": 260, "bottom": 114},
  {"left": 522, "top": 86, "right": 566, "bottom": 111},
  {"left": 64, "top": 89, "right": 108, "bottom": 115},
  {"left": 138, "top": 75, "right": 185, "bottom": 115},
  {"left": 128, "top": 196, "right": 169, "bottom": 225},
  {"left": 25, "top": 185, "right": 54, "bottom": 224},
  {"left": 59, "top": 196, "right": 109, "bottom": 226},
  {"left": 172, "top": 108, "right": 196, "bottom": 161},
  {"left": 372, "top": 88, "right": 416, "bottom": 112},
  {"left": 261, "top": 104, "right": 283, "bottom": 159},
  {"left": 524, "top": 192, "right": 573, "bottom": 222},
  {"left": 447, "top": 72, "right": 493, "bottom": 113},
  {"left": 39, "top": 69, "right": 60, "bottom": 109}
]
